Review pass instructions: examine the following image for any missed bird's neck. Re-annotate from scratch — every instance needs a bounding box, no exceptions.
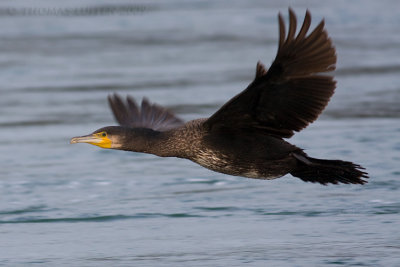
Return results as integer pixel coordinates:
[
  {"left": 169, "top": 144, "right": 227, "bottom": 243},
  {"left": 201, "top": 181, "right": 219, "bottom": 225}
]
[{"left": 116, "top": 128, "right": 179, "bottom": 157}]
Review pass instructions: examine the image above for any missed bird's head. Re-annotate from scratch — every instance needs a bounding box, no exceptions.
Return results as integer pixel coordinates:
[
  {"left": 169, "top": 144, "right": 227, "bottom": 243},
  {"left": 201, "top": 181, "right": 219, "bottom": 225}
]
[
  {"left": 70, "top": 126, "right": 162, "bottom": 153},
  {"left": 70, "top": 126, "right": 126, "bottom": 149}
]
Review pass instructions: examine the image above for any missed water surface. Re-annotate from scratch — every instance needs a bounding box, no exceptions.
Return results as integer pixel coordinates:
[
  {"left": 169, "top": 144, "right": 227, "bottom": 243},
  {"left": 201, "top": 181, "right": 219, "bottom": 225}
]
[{"left": 1, "top": 0, "right": 400, "bottom": 266}]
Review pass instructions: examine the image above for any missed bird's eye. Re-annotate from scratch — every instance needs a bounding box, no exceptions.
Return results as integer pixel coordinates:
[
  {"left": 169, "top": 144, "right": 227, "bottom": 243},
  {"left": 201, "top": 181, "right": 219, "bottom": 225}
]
[{"left": 101, "top": 132, "right": 107, "bottom": 137}]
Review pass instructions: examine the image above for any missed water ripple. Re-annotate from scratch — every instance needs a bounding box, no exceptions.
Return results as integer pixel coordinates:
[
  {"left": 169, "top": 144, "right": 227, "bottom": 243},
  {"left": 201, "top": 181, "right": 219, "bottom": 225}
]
[
  {"left": 0, "top": 205, "right": 48, "bottom": 215},
  {"left": 337, "top": 64, "right": 400, "bottom": 76},
  {"left": 0, "top": 213, "right": 203, "bottom": 224}
]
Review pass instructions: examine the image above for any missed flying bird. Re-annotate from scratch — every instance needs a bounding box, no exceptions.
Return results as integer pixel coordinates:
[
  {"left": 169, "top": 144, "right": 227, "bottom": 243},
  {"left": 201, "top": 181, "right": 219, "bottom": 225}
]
[{"left": 71, "top": 9, "right": 368, "bottom": 185}]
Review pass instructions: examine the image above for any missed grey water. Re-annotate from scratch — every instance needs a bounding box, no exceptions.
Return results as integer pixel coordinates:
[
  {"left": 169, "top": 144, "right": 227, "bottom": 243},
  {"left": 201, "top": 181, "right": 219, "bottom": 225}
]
[{"left": 1, "top": 0, "right": 400, "bottom": 266}]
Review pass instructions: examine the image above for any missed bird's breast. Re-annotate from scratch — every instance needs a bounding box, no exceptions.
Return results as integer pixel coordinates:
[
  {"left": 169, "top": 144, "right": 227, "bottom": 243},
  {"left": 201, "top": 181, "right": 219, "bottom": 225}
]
[{"left": 192, "top": 148, "right": 277, "bottom": 179}]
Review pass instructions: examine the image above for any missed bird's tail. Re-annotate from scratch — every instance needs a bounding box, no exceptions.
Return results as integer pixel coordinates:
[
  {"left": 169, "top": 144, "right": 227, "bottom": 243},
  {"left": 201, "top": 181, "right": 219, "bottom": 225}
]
[{"left": 290, "top": 153, "right": 368, "bottom": 185}]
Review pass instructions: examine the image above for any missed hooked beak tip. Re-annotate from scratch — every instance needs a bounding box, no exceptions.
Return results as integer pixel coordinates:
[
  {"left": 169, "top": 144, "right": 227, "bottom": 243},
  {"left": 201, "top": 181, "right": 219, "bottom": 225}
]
[{"left": 70, "top": 137, "right": 79, "bottom": 144}]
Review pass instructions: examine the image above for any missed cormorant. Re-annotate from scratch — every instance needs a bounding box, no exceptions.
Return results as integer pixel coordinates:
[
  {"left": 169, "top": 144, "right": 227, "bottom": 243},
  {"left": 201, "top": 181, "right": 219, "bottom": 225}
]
[{"left": 71, "top": 9, "right": 368, "bottom": 185}]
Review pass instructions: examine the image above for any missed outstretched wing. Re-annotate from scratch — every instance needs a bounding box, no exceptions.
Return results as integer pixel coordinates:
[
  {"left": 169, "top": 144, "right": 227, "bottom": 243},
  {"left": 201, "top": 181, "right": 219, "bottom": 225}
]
[
  {"left": 204, "top": 8, "right": 336, "bottom": 138},
  {"left": 108, "top": 93, "right": 184, "bottom": 131}
]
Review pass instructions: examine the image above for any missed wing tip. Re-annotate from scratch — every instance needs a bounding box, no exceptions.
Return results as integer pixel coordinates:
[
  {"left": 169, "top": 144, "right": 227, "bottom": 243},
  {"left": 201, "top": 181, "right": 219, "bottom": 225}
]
[
  {"left": 274, "top": 8, "right": 336, "bottom": 76},
  {"left": 106, "top": 93, "right": 184, "bottom": 131}
]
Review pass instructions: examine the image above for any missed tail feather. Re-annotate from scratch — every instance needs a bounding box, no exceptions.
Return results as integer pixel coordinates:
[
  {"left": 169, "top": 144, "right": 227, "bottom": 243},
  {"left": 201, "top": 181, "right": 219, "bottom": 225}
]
[{"left": 290, "top": 153, "right": 368, "bottom": 185}]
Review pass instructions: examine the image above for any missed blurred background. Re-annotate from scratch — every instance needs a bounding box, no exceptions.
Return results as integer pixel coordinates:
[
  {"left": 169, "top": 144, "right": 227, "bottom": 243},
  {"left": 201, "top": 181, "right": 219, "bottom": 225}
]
[{"left": 1, "top": 0, "right": 399, "bottom": 266}]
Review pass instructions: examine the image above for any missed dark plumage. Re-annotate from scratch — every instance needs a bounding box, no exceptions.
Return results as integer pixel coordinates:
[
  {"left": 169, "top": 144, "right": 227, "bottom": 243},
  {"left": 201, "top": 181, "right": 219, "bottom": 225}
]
[{"left": 71, "top": 9, "right": 368, "bottom": 185}]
